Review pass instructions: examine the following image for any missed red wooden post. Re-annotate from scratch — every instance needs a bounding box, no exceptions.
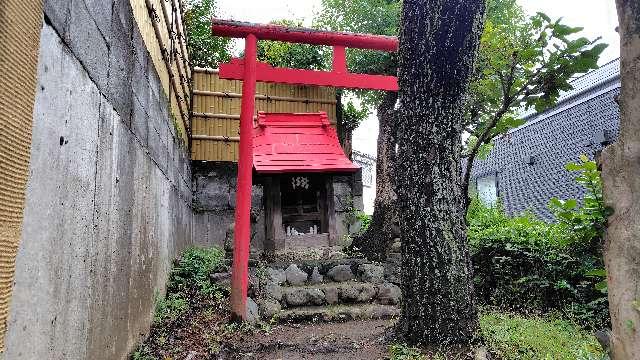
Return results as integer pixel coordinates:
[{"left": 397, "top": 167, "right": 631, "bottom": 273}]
[{"left": 230, "top": 33, "right": 257, "bottom": 320}]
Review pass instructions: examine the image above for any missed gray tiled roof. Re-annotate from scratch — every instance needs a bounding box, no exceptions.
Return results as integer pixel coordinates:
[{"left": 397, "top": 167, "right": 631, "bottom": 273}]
[{"left": 470, "top": 59, "right": 621, "bottom": 221}]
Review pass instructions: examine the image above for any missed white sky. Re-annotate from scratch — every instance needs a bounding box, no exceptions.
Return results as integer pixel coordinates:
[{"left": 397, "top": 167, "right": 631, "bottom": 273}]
[{"left": 217, "top": 0, "right": 621, "bottom": 156}]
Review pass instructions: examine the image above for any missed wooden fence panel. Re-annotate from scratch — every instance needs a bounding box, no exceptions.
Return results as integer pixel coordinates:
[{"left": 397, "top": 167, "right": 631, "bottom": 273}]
[
  {"left": 191, "top": 68, "right": 337, "bottom": 162},
  {"left": 131, "top": 0, "right": 191, "bottom": 142}
]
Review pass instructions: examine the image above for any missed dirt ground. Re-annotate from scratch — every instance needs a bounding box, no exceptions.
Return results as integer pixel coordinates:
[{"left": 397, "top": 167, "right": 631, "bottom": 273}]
[{"left": 220, "top": 319, "right": 396, "bottom": 360}]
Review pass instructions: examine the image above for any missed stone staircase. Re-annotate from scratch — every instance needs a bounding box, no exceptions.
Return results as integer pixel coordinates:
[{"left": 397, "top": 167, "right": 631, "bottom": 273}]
[{"left": 248, "top": 258, "right": 402, "bottom": 323}]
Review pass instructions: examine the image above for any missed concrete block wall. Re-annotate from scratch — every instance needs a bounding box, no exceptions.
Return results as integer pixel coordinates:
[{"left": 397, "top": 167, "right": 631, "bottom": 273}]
[{"left": 4, "top": 0, "right": 193, "bottom": 357}]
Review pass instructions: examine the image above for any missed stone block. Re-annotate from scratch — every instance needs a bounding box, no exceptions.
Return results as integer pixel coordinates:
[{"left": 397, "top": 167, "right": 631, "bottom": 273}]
[
  {"left": 358, "top": 264, "right": 384, "bottom": 284},
  {"left": 285, "top": 264, "right": 308, "bottom": 286},
  {"left": 246, "top": 297, "right": 260, "bottom": 324},
  {"left": 267, "top": 268, "right": 286, "bottom": 285},
  {"left": 324, "top": 287, "right": 339, "bottom": 304},
  {"left": 308, "top": 288, "right": 325, "bottom": 305},
  {"left": 356, "top": 283, "right": 377, "bottom": 302},
  {"left": 263, "top": 283, "right": 282, "bottom": 302},
  {"left": 377, "top": 282, "right": 402, "bottom": 305},
  {"left": 283, "top": 288, "right": 309, "bottom": 307},
  {"left": 68, "top": 0, "right": 109, "bottom": 93},
  {"left": 258, "top": 299, "right": 281, "bottom": 319},
  {"left": 339, "top": 284, "right": 360, "bottom": 302},
  {"left": 327, "top": 264, "right": 354, "bottom": 282},
  {"left": 309, "top": 267, "right": 323, "bottom": 284}
]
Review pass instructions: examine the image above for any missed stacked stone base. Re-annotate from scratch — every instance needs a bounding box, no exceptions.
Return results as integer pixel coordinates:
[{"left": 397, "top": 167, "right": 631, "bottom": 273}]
[{"left": 226, "top": 258, "right": 402, "bottom": 323}]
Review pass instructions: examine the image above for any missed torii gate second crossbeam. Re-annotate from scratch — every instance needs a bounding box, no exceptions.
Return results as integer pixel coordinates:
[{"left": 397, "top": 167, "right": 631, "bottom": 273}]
[{"left": 211, "top": 18, "right": 399, "bottom": 320}]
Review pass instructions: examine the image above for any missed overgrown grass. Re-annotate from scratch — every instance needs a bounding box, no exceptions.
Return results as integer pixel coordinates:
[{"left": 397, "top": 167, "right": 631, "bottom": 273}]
[
  {"left": 479, "top": 311, "right": 606, "bottom": 360},
  {"left": 388, "top": 312, "right": 606, "bottom": 360},
  {"left": 131, "top": 246, "right": 231, "bottom": 359}
]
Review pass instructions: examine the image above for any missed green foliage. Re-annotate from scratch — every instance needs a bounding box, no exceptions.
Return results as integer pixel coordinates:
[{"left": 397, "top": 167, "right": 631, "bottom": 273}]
[
  {"left": 479, "top": 312, "right": 606, "bottom": 360},
  {"left": 468, "top": 157, "right": 612, "bottom": 328},
  {"left": 464, "top": 1, "right": 606, "bottom": 174},
  {"left": 167, "top": 247, "right": 226, "bottom": 296},
  {"left": 184, "top": 0, "right": 231, "bottom": 68},
  {"left": 548, "top": 155, "right": 610, "bottom": 248},
  {"left": 388, "top": 343, "right": 426, "bottom": 360},
  {"left": 153, "top": 292, "right": 189, "bottom": 324},
  {"left": 340, "top": 100, "right": 370, "bottom": 132},
  {"left": 357, "top": 211, "right": 372, "bottom": 233},
  {"left": 131, "top": 345, "right": 156, "bottom": 360},
  {"left": 316, "top": 0, "right": 400, "bottom": 108},
  {"left": 257, "top": 19, "right": 328, "bottom": 70}
]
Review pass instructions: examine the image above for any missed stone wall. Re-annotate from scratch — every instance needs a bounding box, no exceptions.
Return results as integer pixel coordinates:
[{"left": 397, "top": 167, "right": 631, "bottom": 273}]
[
  {"left": 192, "top": 162, "right": 363, "bottom": 252},
  {"left": 192, "top": 162, "right": 265, "bottom": 253},
  {"left": 4, "top": 1, "right": 193, "bottom": 357}
]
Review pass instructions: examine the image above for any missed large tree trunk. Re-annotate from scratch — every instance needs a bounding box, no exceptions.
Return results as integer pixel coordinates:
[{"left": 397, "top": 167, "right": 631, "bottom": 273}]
[
  {"left": 601, "top": 1, "right": 640, "bottom": 358},
  {"left": 351, "top": 91, "right": 399, "bottom": 260},
  {"left": 395, "top": 0, "right": 485, "bottom": 345}
]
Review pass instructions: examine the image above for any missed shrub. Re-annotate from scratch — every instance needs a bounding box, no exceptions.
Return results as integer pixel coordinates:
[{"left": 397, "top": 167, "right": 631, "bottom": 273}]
[
  {"left": 468, "top": 156, "right": 609, "bottom": 328},
  {"left": 167, "top": 247, "right": 226, "bottom": 296}
]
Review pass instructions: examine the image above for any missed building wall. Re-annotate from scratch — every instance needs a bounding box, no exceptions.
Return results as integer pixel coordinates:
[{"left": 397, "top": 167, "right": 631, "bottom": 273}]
[
  {"left": 470, "top": 73, "right": 620, "bottom": 221},
  {"left": 4, "top": 0, "right": 193, "bottom": 357},
  {"left": 353, "top": 151, "right": 376, "bottom": 215}
]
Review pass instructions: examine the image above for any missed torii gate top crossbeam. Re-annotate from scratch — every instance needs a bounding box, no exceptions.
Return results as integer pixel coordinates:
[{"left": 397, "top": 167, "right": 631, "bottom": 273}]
[{"left": 211, "top": 19, "right": 398, "bottom": 51}]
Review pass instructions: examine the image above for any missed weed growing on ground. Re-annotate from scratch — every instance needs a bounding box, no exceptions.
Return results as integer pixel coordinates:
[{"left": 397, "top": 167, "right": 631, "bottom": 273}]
[{"left": 479, "top": 311, "right": 606, "bottom": 360}]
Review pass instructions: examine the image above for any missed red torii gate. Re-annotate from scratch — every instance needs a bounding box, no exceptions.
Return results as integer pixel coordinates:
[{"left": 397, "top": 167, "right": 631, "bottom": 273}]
[{"left": 211, "top": 19, "right": 399, "bottom": 320}]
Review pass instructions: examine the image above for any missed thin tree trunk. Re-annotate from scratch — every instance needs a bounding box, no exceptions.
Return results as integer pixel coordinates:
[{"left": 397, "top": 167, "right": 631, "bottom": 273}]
[
  {"left": 336, "top": 90, "right": 353, "bottom": 159},
  {"left": 351, "top": 91, "right": 399, "bottom": 260},
  {"left": 601, "top": 1, "right": 640, "bottom": 358},
  {"left": 396, "top": 0, "right": 485, "bottom": 345}
]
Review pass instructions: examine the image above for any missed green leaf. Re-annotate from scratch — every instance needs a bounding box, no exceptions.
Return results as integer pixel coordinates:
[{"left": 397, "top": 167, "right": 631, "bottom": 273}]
[
  {"left": 595, "top": 280, "right": 608, "bottom": 293},
  {"left": 537, "top": 12, "right": 551, "bottom": 22},
  {"left": 585, "top": 269, "right": 606, "bottom": 278}
]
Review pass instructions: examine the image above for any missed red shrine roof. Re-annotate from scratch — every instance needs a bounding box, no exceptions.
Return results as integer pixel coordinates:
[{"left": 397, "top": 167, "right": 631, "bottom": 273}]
[{"left": 252, "top": 112, "right": 359, "bottom": 174}]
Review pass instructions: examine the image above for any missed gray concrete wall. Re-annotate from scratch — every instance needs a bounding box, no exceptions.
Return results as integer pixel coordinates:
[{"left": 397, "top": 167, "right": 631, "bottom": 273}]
[{"left": 4, "top": 1, "right": 193, "bottom": 357}]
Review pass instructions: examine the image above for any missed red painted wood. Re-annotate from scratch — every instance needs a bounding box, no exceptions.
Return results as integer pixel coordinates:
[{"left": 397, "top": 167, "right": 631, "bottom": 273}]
[
  {"left": 219, "top": 59, "right": 399, "bottom": 91},
  {"left": 230, "top": 33, "right": 257, "bottom": 321},
  {"left": 252, "top": 112, "right": 359, "bottom": 174},
  {"left": 332, "top": 46, "right": 347, "bottom": 73},
  {"left": 212, "top": 19, "right": 398, "bottom": 51}
]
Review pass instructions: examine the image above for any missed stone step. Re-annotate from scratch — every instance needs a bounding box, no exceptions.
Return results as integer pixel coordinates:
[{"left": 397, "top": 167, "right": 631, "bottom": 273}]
[
  {"left": 277, "top": 281, "right": 402, "bottom": 308},
  {"left": 277, "top": 304, "right": 400, "bottom": 323}
]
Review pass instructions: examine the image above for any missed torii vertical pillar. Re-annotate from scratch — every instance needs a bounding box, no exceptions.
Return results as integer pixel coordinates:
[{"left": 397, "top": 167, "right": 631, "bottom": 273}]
[{"left": 230, "top": 33, "right": 257, "bottom": 320}]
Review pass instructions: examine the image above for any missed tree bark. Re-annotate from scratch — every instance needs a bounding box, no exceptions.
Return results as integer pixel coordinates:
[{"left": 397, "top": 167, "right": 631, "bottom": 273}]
[
  {"left": 602, "top": 1, "right": 640, "bottom": 358},
  {"left": 336, "top": 91, "right": 353, "bottom": 159},
  {"left": 396, "top": 0, "right": 485, "bottom": 345},
  {"left": 351, "top": 91, "right": 399, "bottom": 260}
]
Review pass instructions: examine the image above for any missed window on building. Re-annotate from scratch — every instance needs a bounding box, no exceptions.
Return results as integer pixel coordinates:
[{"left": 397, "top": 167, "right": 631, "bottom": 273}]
[{"left": 476, "top": 174, "right": 498, "bottom": 205}]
